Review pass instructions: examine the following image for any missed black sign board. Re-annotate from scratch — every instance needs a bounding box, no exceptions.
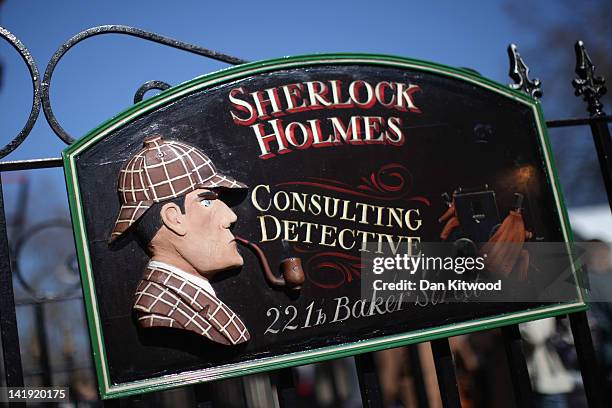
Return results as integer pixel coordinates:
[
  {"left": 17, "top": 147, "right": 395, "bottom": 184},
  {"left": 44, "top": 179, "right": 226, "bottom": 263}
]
[{"left": 64, "top": 54, "right": 585, "bottom": 398}]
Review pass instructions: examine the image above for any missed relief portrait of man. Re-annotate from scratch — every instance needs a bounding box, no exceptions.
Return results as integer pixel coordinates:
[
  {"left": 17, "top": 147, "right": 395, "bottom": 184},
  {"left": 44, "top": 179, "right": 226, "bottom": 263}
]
[{"left": 108, "top": 135, "right": 250, "bottom": 346}]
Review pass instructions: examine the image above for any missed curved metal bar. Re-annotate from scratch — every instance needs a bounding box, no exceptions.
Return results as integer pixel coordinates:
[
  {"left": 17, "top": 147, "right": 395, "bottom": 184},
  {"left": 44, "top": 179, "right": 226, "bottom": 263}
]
[
  {"left": 42, "top": 25, "right": 249, "bottom": 145},
  {"left": 11, "top": 219, "right": 81, "bottom": 301},
  {"left": 134, "top": 80, "right": 172, "bottom": 104},
  {"left": 0, "top": 27, "right": 42, "bottom": 159}
]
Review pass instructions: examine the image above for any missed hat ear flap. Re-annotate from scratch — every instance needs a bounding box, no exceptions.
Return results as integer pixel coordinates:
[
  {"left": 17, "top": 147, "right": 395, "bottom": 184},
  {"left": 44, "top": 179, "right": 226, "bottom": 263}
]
[{"left": 160, "top": 202, "right": 187, "bottom": 236}]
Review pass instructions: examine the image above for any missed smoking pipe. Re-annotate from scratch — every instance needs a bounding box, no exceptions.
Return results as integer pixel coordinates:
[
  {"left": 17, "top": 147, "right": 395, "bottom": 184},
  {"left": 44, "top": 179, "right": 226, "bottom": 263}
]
[{"left": 234, "top": 236, "right": 305, "bottom": 290}]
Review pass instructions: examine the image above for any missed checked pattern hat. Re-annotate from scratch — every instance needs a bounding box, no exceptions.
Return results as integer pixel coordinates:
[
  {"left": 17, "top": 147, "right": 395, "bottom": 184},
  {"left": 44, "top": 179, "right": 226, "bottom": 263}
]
[{"left": 109, "top": 135, "right": 247, "bottom": 243}]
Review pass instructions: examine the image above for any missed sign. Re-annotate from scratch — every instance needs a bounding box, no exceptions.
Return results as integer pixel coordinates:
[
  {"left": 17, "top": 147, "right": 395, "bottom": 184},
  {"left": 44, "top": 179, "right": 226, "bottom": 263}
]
[{"left": 63, "top": 54, "right": 586, "bottom": 399}]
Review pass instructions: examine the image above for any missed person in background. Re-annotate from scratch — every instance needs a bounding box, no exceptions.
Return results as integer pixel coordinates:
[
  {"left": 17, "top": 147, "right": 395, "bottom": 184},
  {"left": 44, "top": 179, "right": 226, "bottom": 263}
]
[
  {"left": 520, "top": 318, "right": 574, "bottom": 408},
  {"left": 585, "top": 239, "right": 612, "bottom": 392}
]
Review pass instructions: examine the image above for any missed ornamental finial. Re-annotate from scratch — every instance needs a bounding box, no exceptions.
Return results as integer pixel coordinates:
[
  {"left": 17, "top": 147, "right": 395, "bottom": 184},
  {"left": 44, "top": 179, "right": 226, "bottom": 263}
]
[
  {"left": 572, "top": 40, "right": 607, "bottom": 116},
  {"left": 507, "top": 43, "right": 542, "bottom": 99}
]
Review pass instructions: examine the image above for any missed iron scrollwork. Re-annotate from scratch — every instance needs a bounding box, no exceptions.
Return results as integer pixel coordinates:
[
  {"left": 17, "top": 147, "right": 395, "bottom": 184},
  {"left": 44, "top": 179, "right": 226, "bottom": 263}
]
[
  {"left": 0, "top": 27, "right": 41, "bottom": 159},
  {"left": 134, "top": 80, "right": 172, "bottom": 104},
  {"left": 0, "top": 25, "right": 248, "bottom": 159}
]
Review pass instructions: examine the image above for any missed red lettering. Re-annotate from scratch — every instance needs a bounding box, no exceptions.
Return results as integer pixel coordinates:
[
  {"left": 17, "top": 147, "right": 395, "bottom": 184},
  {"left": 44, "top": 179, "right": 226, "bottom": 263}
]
[
  {"left": 285, "top": 121, "right": 314, "bottom": 150},
  {"left": 229, "top": 87, "right": 257, "bottom": 126},
  {"left": 349, "top": 81, "right": 376, "bottom": 109},
  {"left": 250, "top": 119, "right": 291, "bottom": 159}
]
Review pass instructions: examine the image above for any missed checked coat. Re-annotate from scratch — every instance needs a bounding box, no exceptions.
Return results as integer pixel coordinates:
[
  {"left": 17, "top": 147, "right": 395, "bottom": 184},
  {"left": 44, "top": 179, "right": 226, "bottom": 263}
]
[{"left": 133, "top": 263, "right": 250, "bottom": 345}]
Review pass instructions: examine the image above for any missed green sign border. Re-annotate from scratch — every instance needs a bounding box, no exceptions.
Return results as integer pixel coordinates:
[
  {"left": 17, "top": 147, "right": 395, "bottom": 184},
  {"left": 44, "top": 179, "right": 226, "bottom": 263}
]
[{"left": 63, "top": 53, "right": 586, "bottom": 399}]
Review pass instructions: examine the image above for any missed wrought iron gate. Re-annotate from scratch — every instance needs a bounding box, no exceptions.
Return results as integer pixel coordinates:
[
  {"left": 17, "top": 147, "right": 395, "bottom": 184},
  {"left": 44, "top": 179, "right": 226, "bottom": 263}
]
[{"left": 0, "top": 25, "right": 610, "bottom": 408}]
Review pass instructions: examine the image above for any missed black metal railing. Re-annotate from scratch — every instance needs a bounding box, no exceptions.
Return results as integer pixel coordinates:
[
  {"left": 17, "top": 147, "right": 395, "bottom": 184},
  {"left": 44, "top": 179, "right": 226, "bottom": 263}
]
[{"left": 0, "top": 25, "right": 610, "bottom": 408}]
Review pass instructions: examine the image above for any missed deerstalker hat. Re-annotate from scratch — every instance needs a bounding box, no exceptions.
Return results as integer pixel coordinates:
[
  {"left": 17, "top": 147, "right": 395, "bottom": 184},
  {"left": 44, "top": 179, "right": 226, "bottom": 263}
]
[{"left": 109, "top": 135, "right": 246, "bottom": 243}]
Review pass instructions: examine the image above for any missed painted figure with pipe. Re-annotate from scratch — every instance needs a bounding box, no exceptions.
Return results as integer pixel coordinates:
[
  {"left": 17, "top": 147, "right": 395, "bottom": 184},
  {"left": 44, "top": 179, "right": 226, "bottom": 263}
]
[
  {"left": 108, "top": 135, "right": 257, "bottom": 345},
  {"left": 108, "top": 135, "right": 304, "bottom": 345}
]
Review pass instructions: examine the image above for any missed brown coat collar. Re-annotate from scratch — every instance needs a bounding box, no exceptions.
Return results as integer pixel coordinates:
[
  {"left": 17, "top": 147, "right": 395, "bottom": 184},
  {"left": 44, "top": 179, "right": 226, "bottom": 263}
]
[{"left": 133, "top": 264, "right": 250, "bottom": 345}]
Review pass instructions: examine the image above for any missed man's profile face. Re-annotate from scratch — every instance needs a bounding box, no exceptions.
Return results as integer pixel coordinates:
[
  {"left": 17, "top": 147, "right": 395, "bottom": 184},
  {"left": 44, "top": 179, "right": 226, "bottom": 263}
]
[{"left": 176, "top": 188, "right": 243, "bottom": 277}]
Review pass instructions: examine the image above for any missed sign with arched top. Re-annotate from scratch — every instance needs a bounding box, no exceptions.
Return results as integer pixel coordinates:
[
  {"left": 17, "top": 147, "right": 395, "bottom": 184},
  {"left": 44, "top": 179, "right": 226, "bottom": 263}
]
[{"left": 63, "top": 54, "right": 585, "bottom": 399}]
